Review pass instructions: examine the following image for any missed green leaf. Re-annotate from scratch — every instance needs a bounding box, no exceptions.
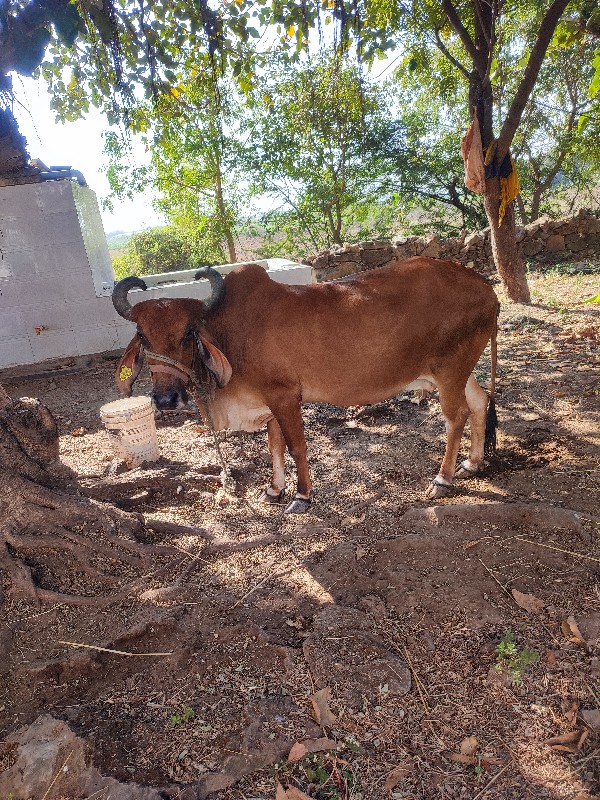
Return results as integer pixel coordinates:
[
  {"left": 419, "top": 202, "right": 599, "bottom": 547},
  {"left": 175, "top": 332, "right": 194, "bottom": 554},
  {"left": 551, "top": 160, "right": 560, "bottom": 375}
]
[
  {"left": 590, "top": 51, "right": 600, "bottom": 98},
  {"left": 577, "top": 113, "right": 589, "bottom": 134},
  {"left": 583, "top": 292, "right": 600, "bottom": 304},
  {"left": 553, "top": 20, "right": 582, "bottom": 48}
]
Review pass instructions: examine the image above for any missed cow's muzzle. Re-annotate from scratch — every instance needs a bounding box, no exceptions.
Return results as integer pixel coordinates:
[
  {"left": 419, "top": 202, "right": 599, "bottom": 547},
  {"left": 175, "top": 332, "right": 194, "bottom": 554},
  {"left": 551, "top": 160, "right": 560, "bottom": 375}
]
[
  {"left": 152, "top": 386, "right": 188, "bottom": 410},
  {"left": 147, "top": 357, "right": 194, "bottom": 411}
]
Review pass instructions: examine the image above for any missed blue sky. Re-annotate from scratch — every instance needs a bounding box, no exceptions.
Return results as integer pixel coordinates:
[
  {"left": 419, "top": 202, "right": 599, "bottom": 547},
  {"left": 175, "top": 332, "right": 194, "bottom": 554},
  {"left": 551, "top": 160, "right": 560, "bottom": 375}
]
[{"left": 13, "top": 75, "right": 165, "bottom": 235}]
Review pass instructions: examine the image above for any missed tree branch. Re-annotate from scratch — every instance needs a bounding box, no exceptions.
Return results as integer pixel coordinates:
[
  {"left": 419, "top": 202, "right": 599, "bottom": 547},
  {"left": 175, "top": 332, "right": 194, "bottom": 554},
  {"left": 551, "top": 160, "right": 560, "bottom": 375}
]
[
  {"left": 434, "top": 29, "right": 470, "bottom": 79},
  {"left": 497, "top": 0, "right": 572, "bottom": 161},
  {"left": 473, "top": 0, "right": 492, "bottom": 51},
  {"left": 442, "top": 0, "right": 479, "bottom": 64}
]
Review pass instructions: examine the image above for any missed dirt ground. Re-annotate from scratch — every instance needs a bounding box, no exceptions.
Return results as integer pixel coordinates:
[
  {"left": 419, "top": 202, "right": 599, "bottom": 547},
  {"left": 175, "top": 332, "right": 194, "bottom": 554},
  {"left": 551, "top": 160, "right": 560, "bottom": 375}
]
[{"left": 0, "top": 267, "right": 599, "bottom": 800}]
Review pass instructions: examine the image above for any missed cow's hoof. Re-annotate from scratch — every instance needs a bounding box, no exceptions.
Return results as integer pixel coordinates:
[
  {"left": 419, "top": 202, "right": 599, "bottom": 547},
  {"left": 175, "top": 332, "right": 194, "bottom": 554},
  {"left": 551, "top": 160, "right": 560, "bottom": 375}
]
[
  {"left": 455, "top": 460, "right": 479, "bottom": 480},
  {"left": 261, "top": 488, "right": 285, "bottom": 504},
  {"left": 426, "top": 479, "right": 451, "bottom": 500},
  {"left": 284, "top": 493, "right": 313, "bottom": 514}
]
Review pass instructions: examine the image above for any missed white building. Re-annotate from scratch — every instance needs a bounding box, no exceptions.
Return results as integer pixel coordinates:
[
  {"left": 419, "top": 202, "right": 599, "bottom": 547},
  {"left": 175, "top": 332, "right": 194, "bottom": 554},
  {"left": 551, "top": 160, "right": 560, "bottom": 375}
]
[{"left": 0, "top": 180, "right": 311, "bottom": 372}]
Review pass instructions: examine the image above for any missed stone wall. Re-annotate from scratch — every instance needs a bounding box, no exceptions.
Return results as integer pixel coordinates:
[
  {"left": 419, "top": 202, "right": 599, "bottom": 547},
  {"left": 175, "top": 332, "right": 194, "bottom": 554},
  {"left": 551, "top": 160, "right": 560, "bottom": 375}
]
[{"left": 311, "top": 209, "right": 600, "bottom": 282}]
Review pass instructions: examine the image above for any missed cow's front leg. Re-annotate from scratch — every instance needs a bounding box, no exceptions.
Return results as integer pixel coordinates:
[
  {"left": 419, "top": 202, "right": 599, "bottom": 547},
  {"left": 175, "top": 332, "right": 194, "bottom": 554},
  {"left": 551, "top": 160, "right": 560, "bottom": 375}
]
[
  {"left": 269, "top": 394, "right": 313, "bottom": 514},
  {"left": 261, "top": 417, "right": 287, "bottom": 504}
]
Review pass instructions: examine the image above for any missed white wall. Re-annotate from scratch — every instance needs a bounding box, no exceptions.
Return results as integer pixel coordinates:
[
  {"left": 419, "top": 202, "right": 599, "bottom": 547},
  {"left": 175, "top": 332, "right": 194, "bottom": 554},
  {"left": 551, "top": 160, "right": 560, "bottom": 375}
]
[
  {"left": 0, "top": 181, "right": 125, "bottom": 369},
  {"left": 0, "top": 181, "right": 312, "bottom": 371}
]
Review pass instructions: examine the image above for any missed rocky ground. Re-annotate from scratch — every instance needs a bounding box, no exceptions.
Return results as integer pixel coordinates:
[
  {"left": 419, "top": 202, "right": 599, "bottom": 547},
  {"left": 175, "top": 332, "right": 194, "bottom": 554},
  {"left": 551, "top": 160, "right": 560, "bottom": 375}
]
[{"left": 0, "top": 267, "right": 598, "bottom": 800}]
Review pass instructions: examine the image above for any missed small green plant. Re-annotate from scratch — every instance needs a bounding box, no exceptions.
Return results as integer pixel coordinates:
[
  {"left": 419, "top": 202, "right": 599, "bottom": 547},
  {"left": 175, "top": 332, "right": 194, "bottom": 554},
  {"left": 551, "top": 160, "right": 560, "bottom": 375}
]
[
  {"left": 495, "top": 629, "right": 540, "bottom": 685},
  {"left": 274, "top": 748, "right": 358, "bottom": 800},
  {"left": 169, "top": 705, "right": 195, "bottom": 727}
]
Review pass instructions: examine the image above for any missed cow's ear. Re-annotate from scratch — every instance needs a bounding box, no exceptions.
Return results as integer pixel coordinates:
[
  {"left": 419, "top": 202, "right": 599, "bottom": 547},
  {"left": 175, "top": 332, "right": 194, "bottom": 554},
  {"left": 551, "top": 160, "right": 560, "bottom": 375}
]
[
  {"left": 199, "top": 337, "right": 232, "bottom": 388},
  {"left": 115, "top": 336, "right": 144, "bottom": 396}
]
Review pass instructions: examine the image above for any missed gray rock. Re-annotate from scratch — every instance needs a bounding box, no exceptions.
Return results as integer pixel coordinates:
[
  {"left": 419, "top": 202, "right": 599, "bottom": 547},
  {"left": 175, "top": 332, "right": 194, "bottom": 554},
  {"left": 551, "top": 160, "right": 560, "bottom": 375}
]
[{"left": 0, "top": 715, "right": 163, "bottom": 800}]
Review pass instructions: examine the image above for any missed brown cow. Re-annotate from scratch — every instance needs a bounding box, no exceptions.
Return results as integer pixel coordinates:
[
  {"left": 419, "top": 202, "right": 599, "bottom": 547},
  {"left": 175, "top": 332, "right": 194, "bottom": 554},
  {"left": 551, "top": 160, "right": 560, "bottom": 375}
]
[{"left": 112, "top": 258, "right": 499, "bottom": 513}]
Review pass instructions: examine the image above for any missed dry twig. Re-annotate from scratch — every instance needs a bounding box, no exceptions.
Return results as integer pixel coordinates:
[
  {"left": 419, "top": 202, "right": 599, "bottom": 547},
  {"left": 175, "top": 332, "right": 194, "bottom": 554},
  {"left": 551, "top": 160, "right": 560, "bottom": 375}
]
[{"left": 58, "top": 640, "right": 173, "bottom": 657}]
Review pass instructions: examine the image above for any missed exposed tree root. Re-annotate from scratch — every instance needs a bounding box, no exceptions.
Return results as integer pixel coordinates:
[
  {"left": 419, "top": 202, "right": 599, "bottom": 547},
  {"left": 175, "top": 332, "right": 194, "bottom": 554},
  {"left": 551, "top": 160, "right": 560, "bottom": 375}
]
[
  {"left": 142, "top": 518, "right": 212, "bottom": 539},
  {"left": 0, "top": 386, "right": 178, "bottom": 608}
]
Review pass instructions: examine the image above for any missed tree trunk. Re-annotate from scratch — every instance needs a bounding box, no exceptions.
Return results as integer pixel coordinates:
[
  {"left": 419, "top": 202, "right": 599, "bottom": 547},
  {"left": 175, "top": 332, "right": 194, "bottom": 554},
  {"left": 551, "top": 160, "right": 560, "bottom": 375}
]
[
  {"left": 0, "top": 385, "right": 174, "bottom": 608},
  {"left": 468, "top": 56, "right": 530, "bottom": 303},
  {"left": 214, "top": 162, "right": 237, "bottom": 263},
  {"left": 483, "top": 177, "right": 531, "bottom": 303},
  {"left": 0, "top": 107, "right": 40, "bottom": 185},
  {"left": 442, "top": 0, "right": 570, "bottom": 302}
]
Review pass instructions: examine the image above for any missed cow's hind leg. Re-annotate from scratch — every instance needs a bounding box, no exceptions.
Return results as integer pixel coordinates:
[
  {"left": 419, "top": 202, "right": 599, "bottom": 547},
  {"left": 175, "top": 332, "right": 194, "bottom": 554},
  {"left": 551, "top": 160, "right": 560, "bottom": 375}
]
[
  {"left": 261, "top": 417, "right": 287, "bottom": 504},
  {"left": 426, "top": 381, "right": 470, "bottom": 499},
  {"left": 269, "top": 394, "right": 313, "bottom": 514},
  {"left": 455, "top": 374, "right": 488, "bottom": 479}
]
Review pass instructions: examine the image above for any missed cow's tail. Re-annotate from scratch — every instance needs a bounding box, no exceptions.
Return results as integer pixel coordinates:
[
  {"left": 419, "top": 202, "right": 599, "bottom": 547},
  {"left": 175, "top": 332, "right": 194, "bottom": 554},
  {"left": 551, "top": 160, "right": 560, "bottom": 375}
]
[{"left": 484, "top": 303, "right": 499, "bottom": 456}]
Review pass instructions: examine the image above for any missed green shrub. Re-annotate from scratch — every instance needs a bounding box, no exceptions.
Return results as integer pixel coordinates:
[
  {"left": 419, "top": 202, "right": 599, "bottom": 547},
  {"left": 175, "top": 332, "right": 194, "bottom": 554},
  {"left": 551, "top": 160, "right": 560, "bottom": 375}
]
[{"left": 111, "top": 226, "right": 202, "bottom": 279}]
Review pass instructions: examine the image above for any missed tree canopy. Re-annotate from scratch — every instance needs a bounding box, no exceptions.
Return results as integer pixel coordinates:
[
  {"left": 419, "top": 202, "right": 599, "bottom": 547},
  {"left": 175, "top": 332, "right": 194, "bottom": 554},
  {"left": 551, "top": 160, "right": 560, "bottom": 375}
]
[{"left": 2, "top": 0, "right": 600, "bottom": 300}]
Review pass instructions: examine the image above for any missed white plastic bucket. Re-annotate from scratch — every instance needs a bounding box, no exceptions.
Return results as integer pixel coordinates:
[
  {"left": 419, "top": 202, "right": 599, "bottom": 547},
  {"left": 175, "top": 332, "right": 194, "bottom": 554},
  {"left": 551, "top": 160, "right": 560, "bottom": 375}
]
[{"left": 100, "top": 396, "right": 160, "bottom": 467}]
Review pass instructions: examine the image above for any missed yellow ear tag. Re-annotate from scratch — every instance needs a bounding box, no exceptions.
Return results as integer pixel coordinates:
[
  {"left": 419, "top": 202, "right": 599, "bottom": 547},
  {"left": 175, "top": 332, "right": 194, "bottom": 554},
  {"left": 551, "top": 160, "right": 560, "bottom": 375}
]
[{"left": 119, "top": 366, "right": 133, "bottom": 382}]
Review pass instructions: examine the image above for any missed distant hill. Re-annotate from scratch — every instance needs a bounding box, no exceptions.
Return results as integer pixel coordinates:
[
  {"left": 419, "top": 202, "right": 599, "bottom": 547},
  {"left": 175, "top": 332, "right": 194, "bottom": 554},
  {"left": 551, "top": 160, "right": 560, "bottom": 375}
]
[{"left": 106, "top": 231, "right": 132, "bottom": 251}]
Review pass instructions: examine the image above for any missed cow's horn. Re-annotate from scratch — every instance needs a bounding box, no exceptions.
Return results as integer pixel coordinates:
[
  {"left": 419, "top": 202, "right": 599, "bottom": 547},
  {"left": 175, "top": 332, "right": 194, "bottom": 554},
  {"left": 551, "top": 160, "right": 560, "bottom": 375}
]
[
  {"left": 112, "top": 276, "right": 147, "bottom": 319},
  {"left": 195, "top": 267, "right": 225, "bottom": 313}
]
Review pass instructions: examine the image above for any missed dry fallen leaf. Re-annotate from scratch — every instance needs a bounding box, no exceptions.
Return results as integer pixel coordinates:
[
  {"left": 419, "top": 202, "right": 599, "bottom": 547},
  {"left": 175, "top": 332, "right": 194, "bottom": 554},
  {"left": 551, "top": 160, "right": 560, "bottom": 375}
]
[
  {"left": 287, "top": 737, "right": 337, "bottom": 762},
  {"left": 284, "top": 787, "right": 315, "bottom": 800},
  {"left": 355, "top": 545, "right": 367, "bottom": 560},
  {"left": 384, "top": 762, "right": 413, "bottom": 791},
  {"left": 561, "top": 616, "right": 587, "bottom": 647},
  {"left": 287, "top": 742, "right": 309, "bottom": 763},
  {"left": 276, "top": 783, "right": 288, "bottom": 800},
  {"left": 511, "top": 588, "right": 545, "bottom": 614},
  {"left": 446, "top": 752, "right": 477, "bottom": 765},
  {"left": 562, "top": 699, "right": 579, "bottom": 727},
  {"left": 310, "top": 687, "right": 337, "bottom": 727},
  {"left": 460, "top": 735, "right": 479, "bottom": 756}
]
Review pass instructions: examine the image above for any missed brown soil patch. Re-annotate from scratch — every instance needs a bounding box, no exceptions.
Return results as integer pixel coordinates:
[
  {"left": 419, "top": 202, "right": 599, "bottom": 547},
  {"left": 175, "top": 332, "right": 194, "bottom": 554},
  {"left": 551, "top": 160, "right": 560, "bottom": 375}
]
[{"left": 1, "top": 269, "right": 599, "bottom": 799}]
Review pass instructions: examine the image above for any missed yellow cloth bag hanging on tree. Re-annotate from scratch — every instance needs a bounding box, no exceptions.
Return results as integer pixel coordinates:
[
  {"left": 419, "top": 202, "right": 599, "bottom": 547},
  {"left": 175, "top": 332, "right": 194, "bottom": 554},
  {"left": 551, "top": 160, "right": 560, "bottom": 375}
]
[
  {"left": 484, "top": 141, "right": 521, "bottom": 226},
  {"left": 499, "top": 156, "right": 520, "bottom": 226}
]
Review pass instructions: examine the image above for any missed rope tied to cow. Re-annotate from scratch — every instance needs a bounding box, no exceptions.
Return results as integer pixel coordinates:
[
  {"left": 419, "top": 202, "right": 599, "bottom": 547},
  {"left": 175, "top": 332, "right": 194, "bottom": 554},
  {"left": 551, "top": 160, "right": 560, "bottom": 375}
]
[{"left": 142, "top": 346, "right": 235, "bottom": 494}]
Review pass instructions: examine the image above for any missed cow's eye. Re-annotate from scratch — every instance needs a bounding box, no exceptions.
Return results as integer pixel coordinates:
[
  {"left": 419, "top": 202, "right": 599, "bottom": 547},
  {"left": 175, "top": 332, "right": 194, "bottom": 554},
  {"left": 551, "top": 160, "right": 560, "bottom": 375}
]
[
  {"left": 182, "top": 328, "right": 194, "bottom": 344},
  {"left": 137, "top": 330, "right": 149, "bottom": 346}
]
